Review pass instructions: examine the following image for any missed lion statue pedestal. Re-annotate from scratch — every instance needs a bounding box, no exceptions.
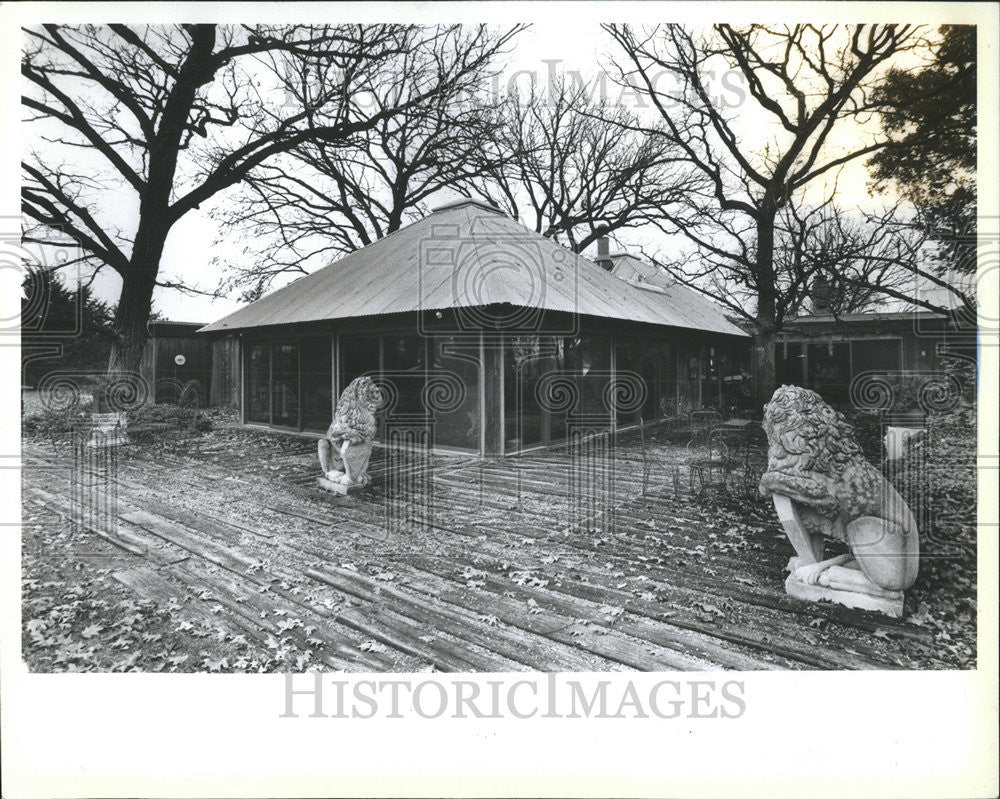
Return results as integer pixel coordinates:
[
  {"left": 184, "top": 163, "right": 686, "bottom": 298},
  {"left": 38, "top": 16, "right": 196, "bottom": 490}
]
[
  {"left": 759, "top": 386, "right": 919, "bottom": 618},
  {"left": 317, "top": 376, "right": 382, "bottom": 496},
  {"left": 87, "top": 412, "right": 128, "bottom": 448}
]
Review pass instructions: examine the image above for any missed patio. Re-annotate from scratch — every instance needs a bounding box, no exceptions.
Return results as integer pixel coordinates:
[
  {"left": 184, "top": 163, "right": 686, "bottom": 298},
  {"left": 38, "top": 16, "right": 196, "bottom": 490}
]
[{"left": 21, "top": 416, "right": 967, "bottom": 672}]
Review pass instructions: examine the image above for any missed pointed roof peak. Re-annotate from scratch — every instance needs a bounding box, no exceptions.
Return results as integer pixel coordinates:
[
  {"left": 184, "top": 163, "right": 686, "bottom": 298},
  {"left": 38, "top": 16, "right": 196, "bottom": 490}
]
[{"left": 429, "top": 197, "right": 504, "bottom": 215}]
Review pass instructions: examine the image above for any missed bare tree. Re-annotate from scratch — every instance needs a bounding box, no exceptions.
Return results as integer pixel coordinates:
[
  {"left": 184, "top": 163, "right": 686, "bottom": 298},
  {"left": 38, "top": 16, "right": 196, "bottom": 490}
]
[
  {"left": 641, "top": 195, "right": 930, "bottom": 326},
  {"left": 460, "top": 78, "right": 696, "bottom": 253},
  {"left": 802, "top": 204, "right": 973, "bottom": 316},
  {"left": 21, "top": 24, "right": 501, "bottom": 373},
  {"left": 213, "top": 25, "right": 526, "bottom": 301},
  {"left": 605, "top": 24, "right": 930, "bottom": 403}
]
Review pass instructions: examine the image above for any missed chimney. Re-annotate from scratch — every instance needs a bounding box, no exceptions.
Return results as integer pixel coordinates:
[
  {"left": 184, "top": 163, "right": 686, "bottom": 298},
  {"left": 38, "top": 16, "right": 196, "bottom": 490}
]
[
  {"left": 596, "top": 237, "right": 614, "bottom": 272},
  {"left": 811, "top": 273, "right": 832, "bottom": 315}
]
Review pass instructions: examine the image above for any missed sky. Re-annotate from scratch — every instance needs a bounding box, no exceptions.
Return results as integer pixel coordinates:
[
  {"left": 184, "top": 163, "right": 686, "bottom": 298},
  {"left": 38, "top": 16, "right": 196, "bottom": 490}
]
[
  {"left": 84, "top": 22, "right": 644, "bottom": 324},
  {"left": 31, "top": 22, "right": 942, "bottom": 324}
]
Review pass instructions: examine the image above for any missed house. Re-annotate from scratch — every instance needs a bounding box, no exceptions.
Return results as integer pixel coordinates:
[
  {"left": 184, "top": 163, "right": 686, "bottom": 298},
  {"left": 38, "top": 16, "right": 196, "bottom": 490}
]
[
  {"left": 775, "top": 310, "right": 970, "bottom": 407},
  {"left": 200, "top": 199, "right": 750, "bottom": 457}
]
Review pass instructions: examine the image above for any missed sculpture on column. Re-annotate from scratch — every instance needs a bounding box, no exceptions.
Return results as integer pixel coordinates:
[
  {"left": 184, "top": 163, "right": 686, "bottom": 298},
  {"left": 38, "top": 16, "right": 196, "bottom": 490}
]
[
  {"left": 317, "top": 376, "right": 382, "bottom": 495},
  {"left": 758, "top": 385, "right": 919, "bottom": 617}
]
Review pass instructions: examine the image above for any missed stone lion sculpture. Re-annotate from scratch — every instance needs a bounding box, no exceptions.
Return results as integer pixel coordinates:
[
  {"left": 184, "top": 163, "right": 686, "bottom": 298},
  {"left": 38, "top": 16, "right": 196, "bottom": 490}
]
[
  {"left": 758, "top": 385, "right": 919, "bottom": 615},
  {"left": 318, "top": 376, "right": 382, "bottom": 492}
]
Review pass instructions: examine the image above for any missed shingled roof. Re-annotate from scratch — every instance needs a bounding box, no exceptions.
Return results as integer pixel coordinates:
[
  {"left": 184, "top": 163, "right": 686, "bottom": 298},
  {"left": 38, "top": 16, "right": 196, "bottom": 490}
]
[{"left": 201, "top": 200, "right": 747, "bottom": 337}]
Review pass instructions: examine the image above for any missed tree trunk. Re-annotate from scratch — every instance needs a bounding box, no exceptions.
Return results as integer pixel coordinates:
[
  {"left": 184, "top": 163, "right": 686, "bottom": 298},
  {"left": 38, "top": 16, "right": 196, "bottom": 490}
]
[
  {"left": 107, "top": 25, "right": 216, "bottom": 378},
  {"left": 108, "top": 269, "right": 157, "bottom": 376},
  {"left": 108, "top": 218, "right": 169, "bottom": 376},
  {"left": 753, "top": 200, "right": 779, "bottom": 407},
  {"left": 754, "top": 328, "right": 777, "bottom": 410}
]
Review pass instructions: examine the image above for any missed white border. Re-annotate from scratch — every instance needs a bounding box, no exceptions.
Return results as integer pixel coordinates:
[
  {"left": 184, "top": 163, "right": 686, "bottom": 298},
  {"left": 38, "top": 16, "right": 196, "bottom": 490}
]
[{"left": 2, "top": 4, "right": 997, "bottom": 798}]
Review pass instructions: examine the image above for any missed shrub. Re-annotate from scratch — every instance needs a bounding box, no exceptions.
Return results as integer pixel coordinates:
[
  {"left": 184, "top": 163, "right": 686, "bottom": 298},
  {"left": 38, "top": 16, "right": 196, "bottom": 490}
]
[
  {"left": 845, "top": 409, "right": 883, "bottom": 461},
  {"left": 125, "top": 404, "right": 213, "bottom": 434},
  {"left": 22, "top": 402, "right": 214, "bottom": 444},
  {"left": 884, "top": 368, "right": 977, "bottom": 560},
  {"left": 21, "top": 406, "right": 94, "bottom": 440}
]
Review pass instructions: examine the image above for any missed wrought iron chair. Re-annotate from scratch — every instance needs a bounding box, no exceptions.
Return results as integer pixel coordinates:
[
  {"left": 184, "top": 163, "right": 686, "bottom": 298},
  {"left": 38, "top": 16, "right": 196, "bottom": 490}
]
[
  {"left": 685, "top": 423, "right": 737, "bottom": 501},
  {"left": 659, "top": 397, "right": 689, "bottom": 433}
]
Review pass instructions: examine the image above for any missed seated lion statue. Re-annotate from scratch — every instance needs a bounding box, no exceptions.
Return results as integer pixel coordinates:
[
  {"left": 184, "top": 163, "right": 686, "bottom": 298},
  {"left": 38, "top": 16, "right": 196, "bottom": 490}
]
[
  {"left": 758, "top": 385, "right": 919, "bottom": 596},
  {"left": 318, "top": 376, "right": 382, "bottom": 488}
]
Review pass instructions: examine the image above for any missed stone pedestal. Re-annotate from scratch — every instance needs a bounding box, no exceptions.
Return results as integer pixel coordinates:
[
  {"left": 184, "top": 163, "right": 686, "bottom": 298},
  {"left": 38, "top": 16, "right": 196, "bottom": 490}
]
[
  {"left": 316, "top": 475, "right": 368, "bottom": 495},
  {"left": 884, "top": 426, "right": 925, "bottom": 460},
  {"left": 88, "top": 412, "right": 127, "bottom": 448},
  {"left": 785, "top": 573, "right": 904, "bottom": 617}
]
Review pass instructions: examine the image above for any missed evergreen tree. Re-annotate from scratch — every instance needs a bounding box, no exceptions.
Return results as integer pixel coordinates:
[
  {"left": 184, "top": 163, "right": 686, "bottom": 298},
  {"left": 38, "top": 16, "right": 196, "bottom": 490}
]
[
  {"left": 21, "top": 269, "right": 115, "bottom": 387},
  {"left": 869, "top": 26, "right": 977, "bottom": 276}
]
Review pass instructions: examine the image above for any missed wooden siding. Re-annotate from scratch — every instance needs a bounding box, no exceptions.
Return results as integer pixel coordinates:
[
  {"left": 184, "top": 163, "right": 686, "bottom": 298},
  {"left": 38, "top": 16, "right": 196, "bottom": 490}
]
[{"left": 140, "top": 334, "right": 213, "bottom": 407}]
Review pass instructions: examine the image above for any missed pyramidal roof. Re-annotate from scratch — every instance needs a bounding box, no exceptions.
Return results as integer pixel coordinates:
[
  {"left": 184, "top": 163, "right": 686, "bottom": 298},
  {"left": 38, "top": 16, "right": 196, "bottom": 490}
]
[{"left": 200, "top": 201, "right": 747, "bottom": 337}]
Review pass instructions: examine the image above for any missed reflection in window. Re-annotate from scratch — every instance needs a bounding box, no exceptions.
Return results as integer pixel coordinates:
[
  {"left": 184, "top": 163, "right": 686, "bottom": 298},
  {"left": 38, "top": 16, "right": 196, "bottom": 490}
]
[
  {"left": 271, "top": 342, "right": 299, "bottom": 427},
  {"left": 301, "top": 338, "right": 333, "bottom": 431},
  {"left": 430, "top": 338, "right": 480, "bottom": 451},
  {"left": 247, "top": 342, "right": 270, "bottom": 423},
  {"left": 807, "top": 342, "right": 852, "bottom": 405},
  {"left": 382, "top": 334, "right": 427, "bottom": 416}
]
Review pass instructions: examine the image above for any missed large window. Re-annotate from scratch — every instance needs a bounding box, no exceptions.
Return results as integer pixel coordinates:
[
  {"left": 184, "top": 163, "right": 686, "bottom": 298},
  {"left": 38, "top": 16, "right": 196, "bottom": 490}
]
[
  {"left": 614, "top": 336, "right": 679, "bottom": 425},
  {"left": 504, "top": 334, "right": 613, "bottom": 452},
  {"left": 504, "top": 335, "right": 559, "bottom": 451},
  {"left": 247, "top": 342, "right": 270, "bottom": 423},
  {"left": 642, "top": 340, "right": 676, "bottom": 420},
  {"left": 777, "top": 341, "right": 804, "bottom": 386},
  {"left": 382, "top": 333, "right": 427, "bottom": 416},
  {"left": 337, "top": 331, "right": 480, "bottom": 452},
  {"left": 431, "top": 338, "right": 480, "bottom": 450},
  {"left": 567, "top": 334, "right": 610, "bottom": 416},
  {"left": 246, "top": 337, "right": 332, "bottom": 429},
  {"left": 852, "top": 338, "right": 901, "bottom": 374},
  {"left": 701, "top": 344, "right": 721, "bottom": 406},
  {"left": 339, "top": 334, "right": 380, "bottom": 390},
  {"left": 807, "top": 342, "right": 851, "bottom": 405},
  {"left": 679, "top": 350, "right": 701, "bottom": 410},
  {"left": 301, "top": 338, "right": 333, "bottom": 431},
  {"left": 614, "top": 335, "right": 642, "bottom": 426},
  {"left": 271, "top": 342, "right": 300, "bottom": 427}
]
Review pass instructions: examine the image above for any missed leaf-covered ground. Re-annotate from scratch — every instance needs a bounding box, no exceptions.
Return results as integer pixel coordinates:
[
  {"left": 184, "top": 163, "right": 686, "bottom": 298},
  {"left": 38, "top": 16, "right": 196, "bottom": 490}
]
[{"left": 21, "top": 404, "right": 978, "bottom": 672}]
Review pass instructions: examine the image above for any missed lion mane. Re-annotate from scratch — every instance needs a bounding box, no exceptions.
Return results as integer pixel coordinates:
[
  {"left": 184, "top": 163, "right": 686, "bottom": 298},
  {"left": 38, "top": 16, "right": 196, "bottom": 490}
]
[
  {"left": 328, "top": 376, "right": 381, "bottom": 443},
  {"left": 758, "top": 385, "right": 885, "bottom": 541}
]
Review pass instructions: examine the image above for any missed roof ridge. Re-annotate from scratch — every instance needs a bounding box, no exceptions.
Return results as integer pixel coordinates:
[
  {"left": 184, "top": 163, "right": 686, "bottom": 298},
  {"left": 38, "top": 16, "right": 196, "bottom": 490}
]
[{"left": 429, "top": 197, "right": 504, "bottom": 215}]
